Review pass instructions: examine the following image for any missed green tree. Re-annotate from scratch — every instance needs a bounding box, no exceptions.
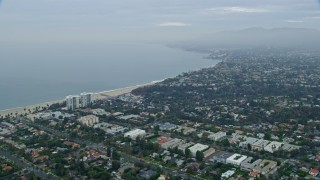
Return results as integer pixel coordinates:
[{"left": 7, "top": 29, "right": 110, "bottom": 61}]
[
  {"left": 185, "top": 148, "right": 191, "bottom": 158},
  {"left": 196, "top": 151, "right": 204, "bottom": 162},
  {"left": 112, "top": 160, "right": 121, "bottom": 170}
]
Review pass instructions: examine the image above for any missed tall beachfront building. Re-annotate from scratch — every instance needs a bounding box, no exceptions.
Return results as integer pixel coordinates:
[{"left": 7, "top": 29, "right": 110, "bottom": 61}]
[
  {"left": 66, "top": 95, "right": 80, "bottom": 110},
  {"left": 80, "top": 93, "right": 92, "bottom": 108}
]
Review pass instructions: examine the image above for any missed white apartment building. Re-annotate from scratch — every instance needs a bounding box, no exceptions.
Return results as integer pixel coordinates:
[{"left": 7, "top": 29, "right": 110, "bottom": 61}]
[
  {"left": 78, "top": 115, "right": 99, "bottom": 127},
  {"left": 66, "top": 95, "right": 80, "bottom": 111},
  {"left": 80, "top": 92, "right": 92, "bottom": 108},
  {"left": 124, "top": 129, "right": 146, "bottom": 140}
]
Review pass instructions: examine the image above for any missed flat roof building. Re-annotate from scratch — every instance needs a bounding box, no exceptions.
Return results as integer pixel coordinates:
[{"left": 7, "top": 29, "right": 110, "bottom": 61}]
[
  {"left": 78, "top": 115, "right": 99, "bottom": 127},
  {"left": 188, "top": 143, "right": 209, "bottom": 157},
  {"left": 178, "top": 142, "right": 195, "bottom": 153},
  {"left": 264, "top": 141, "right": 283, "bottom": 153},
  {"left": 66, "top": 95, "right": 80, "bottom": 111},
  {"left": 252, "top": 139, "right": 271, "bottom": 151},
  {"left": 211, "top": 151, "right": 234, "bottom": 163},
  {"left": 241, "top": 158, "right": 262, "bottom": 171},
  {"left": 124, "top": 129, "right": 146, "bottom": 140},
  {"left": 253, "top": 159, "right": 277, "bottom": 175},
  {"left": 161, "top": 138, "right": 184, "bottom": 150},
  {"left": 221, "top": 170, "right": 235, "bottom": 179},
  {"left": 226, "top": 153, "right": 248, "bottom": 166},
  {"left": 80, "top": 92, "right": 92, "bottom": 108},
  {"left": 203, "top": 148, "right": 216, "bottom": 159},
  {"left": 208, "top": 131, "right": 227, "bottom": 141}
]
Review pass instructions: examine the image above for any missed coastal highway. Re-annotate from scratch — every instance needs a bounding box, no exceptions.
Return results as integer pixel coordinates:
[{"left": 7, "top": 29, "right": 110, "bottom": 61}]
[{"left": 22, "top": 118, "right": 198, "bottom": 180}]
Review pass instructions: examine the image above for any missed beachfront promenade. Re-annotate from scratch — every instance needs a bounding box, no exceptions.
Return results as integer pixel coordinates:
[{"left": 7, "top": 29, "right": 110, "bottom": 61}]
[{"left": 0, "top": 83, "right": 154, "bottom": 118}]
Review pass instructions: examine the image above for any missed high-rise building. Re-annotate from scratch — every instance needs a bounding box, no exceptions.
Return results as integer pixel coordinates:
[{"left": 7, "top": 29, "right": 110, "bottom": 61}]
[
  {"left": 80, "top": 92, "right": 92, "bottom": 108},
  {"left": 66, "top": 95, "right": 80, "bottom": 111}
]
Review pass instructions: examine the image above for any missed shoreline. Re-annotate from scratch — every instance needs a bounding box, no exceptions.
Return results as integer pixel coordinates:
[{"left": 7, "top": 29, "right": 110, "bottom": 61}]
[
  {"left": 0, "top": 60, "right": 220, "bottom": 119},
  {"left": 0, "top": 81, "right": 157, "bottom": 118}
]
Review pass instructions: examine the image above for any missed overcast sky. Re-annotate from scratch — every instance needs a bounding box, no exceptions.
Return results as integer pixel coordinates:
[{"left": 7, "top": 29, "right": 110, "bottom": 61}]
[{"left": 0, "top": 0, "right": 320, "bottom": 43}]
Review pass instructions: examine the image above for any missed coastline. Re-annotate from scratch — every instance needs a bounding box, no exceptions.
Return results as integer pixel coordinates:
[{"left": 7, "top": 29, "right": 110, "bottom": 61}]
[{"left": 0, "top": 81, "right": 156, "bottom": 118}]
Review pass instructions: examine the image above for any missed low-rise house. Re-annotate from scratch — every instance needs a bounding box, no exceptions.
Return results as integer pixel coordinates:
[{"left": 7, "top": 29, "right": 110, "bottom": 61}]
[
  {"left": 249, "top": 171, "right": 260, "bottom": 178},
  {"left": 221, "top": 170, "right": 235, "bottom": 179},
  {"left": 309, "top": 169, "right": 319, "bottom": 177}
]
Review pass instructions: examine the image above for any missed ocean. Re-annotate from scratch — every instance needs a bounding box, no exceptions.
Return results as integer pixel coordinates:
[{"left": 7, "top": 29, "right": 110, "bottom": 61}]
[{"left": 0, "top": 42, "right": 218, "bottom": 110}]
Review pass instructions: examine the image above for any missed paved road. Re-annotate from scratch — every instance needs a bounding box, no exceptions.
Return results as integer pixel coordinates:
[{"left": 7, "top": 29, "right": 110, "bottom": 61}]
[{"left": 0, "top": 150, "right": 56, "bottom": 180}]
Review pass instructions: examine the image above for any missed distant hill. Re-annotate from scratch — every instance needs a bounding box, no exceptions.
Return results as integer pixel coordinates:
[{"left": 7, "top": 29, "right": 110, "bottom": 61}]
[{"left": 172, "top": 27, "right": 320, "bottom": 51}]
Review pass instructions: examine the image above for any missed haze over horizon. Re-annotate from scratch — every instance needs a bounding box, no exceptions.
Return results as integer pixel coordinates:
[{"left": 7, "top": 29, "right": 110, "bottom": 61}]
[{"left": 0, "top": 0, "right": 320, "bottom": 44}]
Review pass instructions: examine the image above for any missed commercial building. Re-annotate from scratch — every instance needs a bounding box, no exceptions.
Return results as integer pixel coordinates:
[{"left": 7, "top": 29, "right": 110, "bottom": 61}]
[
  {"left": 226, "top": 153, "right": 248, "bottom": 166},
  {"left": 208, "top": 131, "right": 226, "bottom": 141},
  {"left": 264, "top": 141, "right": 283, "bottom": 153},
  {"left": 78, "top": 115, "right": 99, "bottom": 127},
  {"left": 66, "top": 95, "right": 80, "bottom": 110},
  {"left": 188, "top": 143, "right": 209, "bottom": 157},
  {"left": 178, "top": 142, "right": 195, "bottom": 153},
  {"left": 252, "top": 139, "right": 271, "bottom": 151},
  {"left": 281, "top": 143, "right": 301, "bottom": 152},
  {"left": 240, "top": 158, "right": 262, "bottom": 171},
  {"left": 253, "top": 159, "right": 277, "bottom": 175},
  {"left": 210, "top": 151, "right": 234, "bottom": 164},
  {"left": 161, "top": 138, "right": 184, "bottom": 150},
  {"left": 124, "top": 129, "right": 146, "bottom": 140},
  {"left": 239, "top": 137, "right": 259, "bottom": 148},
  {"left": 157, "top": 122, "right": 177, "bottom": 131},
  {"left": 80, "top": 92, "right": 92, "bottom": 108},
  {"left": 93, "top": 122, "right": 127, "bottom": 134}
]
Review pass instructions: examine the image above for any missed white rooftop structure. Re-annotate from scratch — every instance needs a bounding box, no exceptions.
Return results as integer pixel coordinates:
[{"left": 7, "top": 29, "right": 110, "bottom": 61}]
[
  {"left": 208, "top": 131, "right": 227, "bottom": 141},
  {"left": 226, "top": 153, "right": 248, "bottom": 166},
  {"left": 221, "top": 170, "right": 235, "bottom": 179},
  {"left": 124, "top": 129, "right": 146, "bottom": 140}
]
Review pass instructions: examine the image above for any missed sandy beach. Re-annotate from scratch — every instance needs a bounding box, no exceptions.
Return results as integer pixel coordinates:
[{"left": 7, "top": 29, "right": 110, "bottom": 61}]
[{"left": 0, "top": 82, "right": 154, "bottom": 118}]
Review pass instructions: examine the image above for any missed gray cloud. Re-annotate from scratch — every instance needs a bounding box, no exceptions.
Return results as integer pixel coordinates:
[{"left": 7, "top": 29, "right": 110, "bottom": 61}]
[{"left": 155, "top": 22, "right": 191, "bottom": 27}]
